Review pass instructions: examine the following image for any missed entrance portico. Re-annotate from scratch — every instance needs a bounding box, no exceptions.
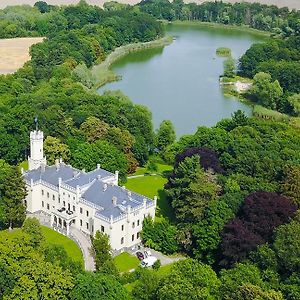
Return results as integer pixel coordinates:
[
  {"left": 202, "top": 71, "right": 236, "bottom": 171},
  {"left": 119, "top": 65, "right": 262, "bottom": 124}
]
[{"left": 51, "top": 209, "right": 76, "bottom": 236}]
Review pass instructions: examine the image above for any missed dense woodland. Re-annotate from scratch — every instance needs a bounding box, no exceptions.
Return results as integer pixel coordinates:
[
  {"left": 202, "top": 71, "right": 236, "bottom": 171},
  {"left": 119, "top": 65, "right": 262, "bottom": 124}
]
[{"left": 0, "top": 1, "right": 300, "bottom": 299}]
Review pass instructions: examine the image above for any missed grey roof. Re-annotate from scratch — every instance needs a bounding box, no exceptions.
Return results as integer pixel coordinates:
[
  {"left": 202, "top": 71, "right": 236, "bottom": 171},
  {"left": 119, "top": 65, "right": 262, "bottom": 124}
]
[
  {"left": 24, "top": 163, "right": 114, "bottom": 187},
  {"left": 24, "top": 164, "right": 79, "bottom": 186},
  {"left": 24, "top": 162, "right": 153, "bottom": 220},
  {"left": 82, "top": 180, "right": 153, "bottom": 219}
]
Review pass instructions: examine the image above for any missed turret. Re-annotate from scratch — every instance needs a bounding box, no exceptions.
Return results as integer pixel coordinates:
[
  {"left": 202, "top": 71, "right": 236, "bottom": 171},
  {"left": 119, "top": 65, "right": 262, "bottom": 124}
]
[{"left": 28, "top": 130, "right": 47, "bottom": 170}]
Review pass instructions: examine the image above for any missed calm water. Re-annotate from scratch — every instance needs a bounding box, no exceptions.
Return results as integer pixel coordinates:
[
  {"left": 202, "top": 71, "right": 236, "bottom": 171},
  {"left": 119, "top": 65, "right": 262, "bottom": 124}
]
[{"left": 98, "top": 24, "right": 266, "bottom": 136}]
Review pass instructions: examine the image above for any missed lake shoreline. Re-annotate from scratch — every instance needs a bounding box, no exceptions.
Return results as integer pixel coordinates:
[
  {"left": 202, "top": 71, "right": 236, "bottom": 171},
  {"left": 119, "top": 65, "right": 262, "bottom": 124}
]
[
  {"left": 170, "top": 20, "right": 271, "bottom": 37},
  {"left": 90, "top": 35, "right": 173, "bottom": 90}
]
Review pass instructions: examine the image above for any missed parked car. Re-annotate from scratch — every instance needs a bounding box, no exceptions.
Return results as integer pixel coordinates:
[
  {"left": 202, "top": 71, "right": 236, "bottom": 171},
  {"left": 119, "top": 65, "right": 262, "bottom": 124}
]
[
  {"left": 140, "top": 256, "right": 157, "bottom": 268},
  {"left": 136, "top": 251, "right": 144, "bottom": 260}
]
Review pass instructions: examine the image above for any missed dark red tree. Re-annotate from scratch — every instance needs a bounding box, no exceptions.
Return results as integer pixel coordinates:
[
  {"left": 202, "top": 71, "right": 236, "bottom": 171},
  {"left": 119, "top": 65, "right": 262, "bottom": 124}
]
[
  {"left": 219, "top": 219, "right": 264, "bottom": 268},
  {"left": 219, "top": 191, "right": 297, "bottom": 268},
  {"left": 175, "top": 147, "right": 224, "bottom": 173}
]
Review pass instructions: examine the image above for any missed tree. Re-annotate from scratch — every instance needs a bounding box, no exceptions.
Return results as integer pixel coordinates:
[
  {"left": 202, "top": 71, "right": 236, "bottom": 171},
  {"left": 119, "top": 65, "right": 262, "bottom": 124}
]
[
  {"left": 287, "top": 94, "right": 300, "bottom": 115},
  {"left": 0, "top": 230, "right": 74, "bottom": 300},
  {"left": 234, "top": 284, "right": 284, "bottom": 300},
  {"left": 44, "top": 136, "right": 70, "bottom": 165},
  {"left": 141, "top": 217, "right": 178, "bottom": 254},
  {"left": 156, "top": 120, "right": 176, "bottom": 152},
  {"left": 21, "top": 217, "right": 45, "bottom": 248},
  {"left": 157, "top": 259, "right": 220, "bottom": 300},
  {"left": 79, "top": 117, "right": 109, "bottom": 143},
  {"left": 174, "top": 147, "right": 223, "bottom": 173},
  {"left": 0, "top": 164, "right": 27, "bottom": 230},
  {"left": 282, "top": 165, "right": 300, "bottom": 206},
  {"left": 220, "top": 263, "right": 266, "bottom": 300},
  {"left": 192, "top": 200, "right": 234, "bottom": 265},
  {"left": 132, "top": 268, "right": 159, "bottom": 300},
  {"left": 91, "top": 231, "right": 117, "bottom": 275},
  {"left": 70, "top": 272, "right": 130, "bottom": 300},
  {"left": 223, "top": 58, "right": 235, "bottom": 77},
  {"left": 240, "top": 191, "right": 297, "bottom": 240},
  {"left": 249, "top": 72, "right": 283, "bottom": 109},
  {"left": 219, "top": 191, "right": 296, "bottom": 267},
  {"left": 273, "top": 220, "right": 300, "bottom": 275},
  {"left": 168, "top": 156, "right": 219, "bottom": 223},
  {"left": 71, "top": 140, "right": 128, "bottom": 180}
]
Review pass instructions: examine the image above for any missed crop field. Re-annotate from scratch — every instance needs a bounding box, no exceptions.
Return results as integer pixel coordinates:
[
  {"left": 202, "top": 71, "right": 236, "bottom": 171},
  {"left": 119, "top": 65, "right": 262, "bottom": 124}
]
[{"left": 0, "top": 37, "right": 43, "bottom": 74}]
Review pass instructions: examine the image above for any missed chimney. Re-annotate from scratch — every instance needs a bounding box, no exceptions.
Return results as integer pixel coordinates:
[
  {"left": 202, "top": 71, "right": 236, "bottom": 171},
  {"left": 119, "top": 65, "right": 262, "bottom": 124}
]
[
  {"left": 59, "top": 157, "right": 63, "bottom": 164},
  {"left": 122, "top": 186, "right": 125, "bottom": 190},
  {"left": 73, "top": 170, "right": 77, "bottom": 178},
  {"left": 55, "top": 159, "right": 59, "bottom": 170},
  {"left": 82, "top": 168, "right": 86, "bottom": 173},
  {"left": 112, "top": 196, "right": 117, "bottom": 206},
  {"left": 97, "top": 164, "right": 101, "bottom": 170},
  {"left": 97, "top": 175, "right": 101, "bottom": 181},
  {"left": 127, "top": 190, "right": 131, "bottom": 197},
  {"left": 41, "top": 163, "right": 46, "bottom": 172},
  {"left": 103, "top": 183, "right": 108, "bottom": 191}
]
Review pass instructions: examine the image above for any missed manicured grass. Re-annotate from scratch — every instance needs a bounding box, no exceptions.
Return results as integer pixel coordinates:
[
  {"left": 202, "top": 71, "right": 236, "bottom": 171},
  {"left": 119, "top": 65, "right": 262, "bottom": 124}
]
[
  {"left": 114, "top": 252, "right": 140, "bottom": 273},
  {"left": 125, "top": 175, "right": 175, "bottom": 222},
  {"left": 131, "top": 163, "right": 173, "bottom": 176},
  {"left": 41, "top": 226, "right": 83, "bottom": 264}
]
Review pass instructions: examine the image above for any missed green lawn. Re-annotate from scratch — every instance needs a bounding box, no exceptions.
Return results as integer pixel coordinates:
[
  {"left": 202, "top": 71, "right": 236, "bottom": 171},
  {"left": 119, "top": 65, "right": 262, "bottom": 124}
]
[
  {"left": 41, "top": 226, "right": 84, "bottom": 264},
  {"left": 114, "top": 252, "right": 140, "bottom": 273},
  {"left": 131, "top": 163, "right": 173, "bottom": 176},
  {"left": 125, "top": 175, "right": 175, "bottom": 222}
]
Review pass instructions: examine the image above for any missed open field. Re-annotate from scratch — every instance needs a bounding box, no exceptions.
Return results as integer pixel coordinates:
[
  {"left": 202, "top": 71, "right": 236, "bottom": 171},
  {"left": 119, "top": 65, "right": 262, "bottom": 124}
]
[
  {"left": 0, "top": 1, "right": 298, "bottom": 10},
  {"left": 114, "top": 252, "right": 140, "bottom": 272},
  {"left": 0, "top": 37, "right": 43, "bottom": 74}
]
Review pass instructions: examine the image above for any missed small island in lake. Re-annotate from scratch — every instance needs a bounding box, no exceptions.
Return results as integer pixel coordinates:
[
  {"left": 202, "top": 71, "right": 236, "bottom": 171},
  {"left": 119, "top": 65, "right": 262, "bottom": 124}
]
[{"left": 216, "top": 47, "right": 232, "bottom": 57}]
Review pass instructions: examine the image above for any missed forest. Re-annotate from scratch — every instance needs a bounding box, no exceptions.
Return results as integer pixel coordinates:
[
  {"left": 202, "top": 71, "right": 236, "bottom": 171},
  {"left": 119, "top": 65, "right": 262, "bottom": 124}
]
[{"left": 0, "top": 0, "right": 299, "bottom": 299}]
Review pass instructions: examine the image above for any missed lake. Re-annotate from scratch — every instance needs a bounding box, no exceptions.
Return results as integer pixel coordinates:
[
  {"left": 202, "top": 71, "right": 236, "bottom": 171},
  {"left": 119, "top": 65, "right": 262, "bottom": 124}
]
[{"left": 98, "top": 24, "right": 266, "bottom": 136}]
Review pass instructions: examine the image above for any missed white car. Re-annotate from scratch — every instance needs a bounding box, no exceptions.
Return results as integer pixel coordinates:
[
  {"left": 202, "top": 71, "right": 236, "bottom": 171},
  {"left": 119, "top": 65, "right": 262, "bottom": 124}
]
[{"left": 140, "top": 256, "right": 157, "bottom": 268}]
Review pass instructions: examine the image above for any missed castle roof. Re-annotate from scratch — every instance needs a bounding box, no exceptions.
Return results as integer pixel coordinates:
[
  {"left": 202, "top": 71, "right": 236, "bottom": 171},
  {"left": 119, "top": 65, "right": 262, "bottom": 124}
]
[{"left": 24, "top": 163, "right": 153, "bottom": 221}]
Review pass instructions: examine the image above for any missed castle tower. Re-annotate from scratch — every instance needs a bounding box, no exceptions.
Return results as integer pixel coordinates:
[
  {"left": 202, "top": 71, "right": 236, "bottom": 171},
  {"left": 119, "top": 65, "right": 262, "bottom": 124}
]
[{"left": 28, "top": 130, "right": 47, "bottom": 170}]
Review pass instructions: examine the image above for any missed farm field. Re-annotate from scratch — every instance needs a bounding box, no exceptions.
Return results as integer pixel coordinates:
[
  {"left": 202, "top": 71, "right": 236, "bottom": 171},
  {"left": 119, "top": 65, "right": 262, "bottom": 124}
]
[{"left": 0, "top": 37, "right": 43, "bottom": 74}]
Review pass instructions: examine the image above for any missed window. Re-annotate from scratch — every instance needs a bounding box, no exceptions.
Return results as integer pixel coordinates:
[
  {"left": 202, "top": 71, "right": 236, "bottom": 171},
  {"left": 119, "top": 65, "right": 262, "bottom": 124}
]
[
  {"left": 137, "top": 220, "right": 140, "bottom": 226},
  {"left": 41, "top": 190, "right": 44, "bottom": 196},
  {"left": 132, "top": 234, "right": 134, "bottom": 242},
  {"left": 42, "top": 201, "right": 44, "bottom": 207},
  {"left": 58, "top": 196, "right": 60, "bottom": 204},
  {"left": 47, "top": 192, "right": 49, "bottom": 198},
  {"left": 86, "top": 223, "right": 89, "bottom": 230},
  {"left": 132, "top": 222, "right": 135, "bottom": 228},
  {"left": 101, "top": 226, "right": 104, "bottom": 232},
  {"left": 121, "top": 237, "right": 124, "bottom": 244},
  {"left": 63, "top": 201, "right": 65, "bottom": 207},
  {"left": 92, "top": 225, "right": 94, "bottom": 232},
  {"left": 68, "top": 203, "right": 70, "bottom": 210},
  {"left": 80, "top": 207, "right": 83, "bottom": 214},
  {"left": 73, "top": 205, "right": 75, "bottom": 212},
  {"left": 121, "top": 225, "right": 124, "bottom": 231},
  {"left": 52, "top": 195, "right": 55, "bottom": 201},
  {"left": 68, "top": 194, "right": 70, "bottom": 198},
  {"left": 73, "top": 196, "right": 75, "bottom": 200},
  {"left": 47, "top": 203, "right": 50, "bottom": 210},
  {"left": 86, "top": 210, "right": 89, "bottom": 217},
  {"left": 63, "top": 192, "right": 65, "bottom": 196},
  {"left": 80, "top": 220, "right": 82, "bottom": 226},
  {"left": 137, "top": 232, "right": 140, "bottom": 239}
]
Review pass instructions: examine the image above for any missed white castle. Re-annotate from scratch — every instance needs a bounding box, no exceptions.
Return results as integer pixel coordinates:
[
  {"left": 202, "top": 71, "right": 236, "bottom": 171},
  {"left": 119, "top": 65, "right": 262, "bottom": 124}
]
[{"left": 24, "top": 130, "right": 156, "bottom": 251}]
